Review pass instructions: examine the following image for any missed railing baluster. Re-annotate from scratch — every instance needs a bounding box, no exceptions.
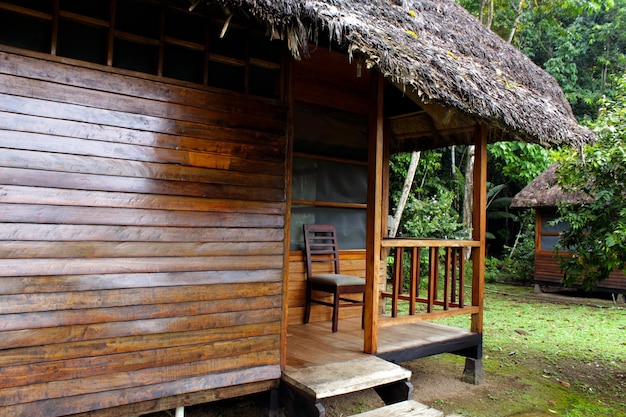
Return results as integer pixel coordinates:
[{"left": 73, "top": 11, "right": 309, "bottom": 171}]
[
  {"left": 427, "top": 246, "right": 437, "bottom": 313},
  {"left": 392, "top": 246, "right": 403, "bottom": 317},
  {"left": 409, "top": 247, "right": 419, "bottom": 315},
  {"left": 444, "top": 246, "right": 451, "bottom": 310},
  {"left": 459, "top": 248, "right": 465, "bottom": 308},
  {"left": 451, "top": 247, "right": 458, "bottom": 304},
  {"left": 380, "top": 239, "right": 478, "bottom": 321}
]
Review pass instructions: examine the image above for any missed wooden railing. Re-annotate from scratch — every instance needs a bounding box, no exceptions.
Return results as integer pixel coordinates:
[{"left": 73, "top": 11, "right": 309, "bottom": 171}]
[{"left": 379, "top": 239, "right": 481, "bottom": 326}]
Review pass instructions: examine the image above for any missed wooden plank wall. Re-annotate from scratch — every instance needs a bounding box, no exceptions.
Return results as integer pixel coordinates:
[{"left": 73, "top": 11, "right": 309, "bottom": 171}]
[
  {"left": 535, "top": 252, "right": 626, "bottom": 292},
  {"left": 0, "top": 50, "right": 286, "bottom": 416}
]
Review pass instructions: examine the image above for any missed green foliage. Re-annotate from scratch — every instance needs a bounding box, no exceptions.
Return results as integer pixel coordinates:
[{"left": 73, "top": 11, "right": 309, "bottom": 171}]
[
  {"left": 389, "top": 150, "right": 467, "bottom": 239},
  {"left": 457, "top": 0, "right": 626, "bottom": 120},
  {"left": 484, "top": 247, "right": 533, "bottom": 284},
  {"left": 555, "top": 74, "right": 626, "bottom": 289},
  {"left": 485, "top": 142, "right": 546, "bottom": 251},
  {"left": 401, "top": 187, "right": 466, "bottom": 238},
  {"left": 514, "top": 0, "right": 626, "bottom": 119},
  {"left": 456, "top": 0, "right": 626, "bottom": 263},
  {"left": 485, "top": 209, "right": 533, "bottom": 283},
  {"left": 488, "top": 142, "right": 553, "bottom": 189}
]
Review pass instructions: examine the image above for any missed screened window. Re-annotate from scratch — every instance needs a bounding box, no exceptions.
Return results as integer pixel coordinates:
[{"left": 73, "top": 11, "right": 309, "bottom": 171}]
[
  {"left": 290, "top": 106, "right": 369, "bottom": 250},
  {"left": 0, "top": 0, "right": 283, "bottom": 99},
  {"left": 0, "top": 11, "right": 51, "bottom": 52}
]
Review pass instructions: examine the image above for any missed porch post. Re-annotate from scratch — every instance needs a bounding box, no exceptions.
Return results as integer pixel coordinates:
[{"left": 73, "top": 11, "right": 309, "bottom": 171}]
[
  {"left": 280, "top": 55, "right": 295, "bottom": 371},
  {"left": 463, "top": 124, "right": 487, "bottom": 384},
  {"left": 364, "top": 72, "right": 385, "bottom": 354}
]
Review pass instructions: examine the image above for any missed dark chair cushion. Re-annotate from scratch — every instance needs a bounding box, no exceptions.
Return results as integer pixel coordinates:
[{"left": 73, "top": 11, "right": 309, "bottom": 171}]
[{"left": 310, "top": 273, "right": 366, "bottom": 287}]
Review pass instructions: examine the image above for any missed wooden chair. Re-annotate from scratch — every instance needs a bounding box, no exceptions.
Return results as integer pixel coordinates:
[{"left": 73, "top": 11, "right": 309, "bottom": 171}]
[{"left": 303, "top": 224, "right": 366, "bottom": 332}]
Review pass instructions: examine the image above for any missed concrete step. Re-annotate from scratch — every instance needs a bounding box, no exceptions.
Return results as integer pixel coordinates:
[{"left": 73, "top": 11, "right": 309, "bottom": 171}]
[{"left": 348, "top": 400, "right": 444, "bottom": 417}]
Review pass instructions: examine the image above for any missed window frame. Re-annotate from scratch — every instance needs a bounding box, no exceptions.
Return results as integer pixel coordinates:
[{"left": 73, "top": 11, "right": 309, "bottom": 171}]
[{"left": 0, "top": 0, "right": 284, "bottom": 100}]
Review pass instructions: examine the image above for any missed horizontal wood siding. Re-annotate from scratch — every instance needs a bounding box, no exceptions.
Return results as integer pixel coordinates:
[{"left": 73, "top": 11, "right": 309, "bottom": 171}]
[
  {"left": 535, "top": 252, "right": 626, "bottom": 292},
  {"left": 288, "top": 250, "right": 366, "bottom": 326},
  {"left": 0, "top": 50, "right": 286, "bottom": 416}
]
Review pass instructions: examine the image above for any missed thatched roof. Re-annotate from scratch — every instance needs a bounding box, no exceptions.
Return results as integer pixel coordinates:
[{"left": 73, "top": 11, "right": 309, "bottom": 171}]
[
  {"left": 205, "top": 0, "right": 594, "bottom": 149},
  {"left": 510, "top": 164, "right": 589, "bottom": 208}
]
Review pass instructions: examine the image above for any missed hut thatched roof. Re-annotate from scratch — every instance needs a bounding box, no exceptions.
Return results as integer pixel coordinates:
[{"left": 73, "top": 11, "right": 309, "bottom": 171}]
[
  {"left": 510, "top": 163, "right": 589, "bottom": 208},
  {"left": 205, "top": 0, "right": 593, "bottom": 150}
]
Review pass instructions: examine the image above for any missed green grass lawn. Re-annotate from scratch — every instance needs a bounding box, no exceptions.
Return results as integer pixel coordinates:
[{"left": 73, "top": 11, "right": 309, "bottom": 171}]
[{"left": 431, "top": 283, "right": 626, "bottom": 417}]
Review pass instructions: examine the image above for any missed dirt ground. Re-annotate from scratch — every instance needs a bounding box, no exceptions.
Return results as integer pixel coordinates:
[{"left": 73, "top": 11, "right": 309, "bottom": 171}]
[
  {"left": 147, "top": 351, "right": 624, "bottom": 417},
  {"left": 145, "top": 356, "right": 486, "bottom": 417}
]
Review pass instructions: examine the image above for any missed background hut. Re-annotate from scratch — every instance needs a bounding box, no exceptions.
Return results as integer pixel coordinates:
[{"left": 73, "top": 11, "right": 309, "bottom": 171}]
[
  {"left": 0, "top": 0, "right": 592, "bottom": 416},
  {"left": 511, "top": 164, "right": 626, "bottom": 297}
]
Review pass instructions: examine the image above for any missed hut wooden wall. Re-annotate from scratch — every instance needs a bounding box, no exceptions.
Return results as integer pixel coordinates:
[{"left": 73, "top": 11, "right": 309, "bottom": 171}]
[
  {"left": 534, "top": 212, "right": 626, "bottom": 293},
  {"left": 534, "top": 252, "right": 626, "bottom": 293},
  {"left": 0, "top": 49, "right": 286, "bottom": 416}
]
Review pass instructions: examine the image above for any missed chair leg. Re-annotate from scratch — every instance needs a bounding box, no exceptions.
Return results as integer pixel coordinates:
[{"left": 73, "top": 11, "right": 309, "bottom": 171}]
[
  {"left": 361, "top": 293, "right": 365, "bottom": 329},
  {"left": 304, "top": 283, "right": 312, "bottom": 325},
  {"left": 332, "top": 290, "right": 340, "bottom": 332}
]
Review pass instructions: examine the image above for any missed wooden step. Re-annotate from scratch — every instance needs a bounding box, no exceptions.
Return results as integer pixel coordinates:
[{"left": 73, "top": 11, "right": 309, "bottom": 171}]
[
  {"left": 282, "top": 355, "right": 411, "bottom": 399},
  {"left": 348, "top": 400, "right": 444, "bottom": 417}
]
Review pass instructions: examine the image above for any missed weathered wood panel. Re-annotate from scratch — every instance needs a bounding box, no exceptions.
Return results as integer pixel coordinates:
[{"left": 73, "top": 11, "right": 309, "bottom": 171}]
[
  {"left": 293, "top": 47, "right": 371, "bottom": 115},
  {"left": 0, "top": 46, "right": 287, "bottom": 416},
  {"left": 534, "top": 251, "right": 626, "bottom": 292},
  {"left": 287, "top": 250, "right": 366, "bottom": 325},
  {"left": 68, "top": 379, "right": 280, "bottom": 417}
]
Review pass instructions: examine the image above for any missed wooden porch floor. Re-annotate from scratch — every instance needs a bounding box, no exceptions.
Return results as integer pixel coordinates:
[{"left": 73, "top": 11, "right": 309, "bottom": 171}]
[
  {"left": 286, "top": 317, "right": 481, "bottom": 370},
  {"left": 282, "top": 318, "right": 477, "bottom": 416}
]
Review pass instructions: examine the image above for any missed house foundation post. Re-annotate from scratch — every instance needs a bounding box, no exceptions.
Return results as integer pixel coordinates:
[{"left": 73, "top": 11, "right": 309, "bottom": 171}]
[{"left": 462, "top": 358, "right": 485, "bottom": 385}]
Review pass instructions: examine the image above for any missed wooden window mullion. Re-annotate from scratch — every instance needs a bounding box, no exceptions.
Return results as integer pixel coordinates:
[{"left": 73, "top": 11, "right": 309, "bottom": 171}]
[
  {"left": 51, "top": 0, "right": 60, "bottom": 55},
  {"left": 203, "top": 15, "right": 210, "bottom": 85},
  {"left": 107, "top": 0, "right": 116, "bottom": 66},
  {"left": 157, "top": 5, "right": 165, "bottom": 76}
]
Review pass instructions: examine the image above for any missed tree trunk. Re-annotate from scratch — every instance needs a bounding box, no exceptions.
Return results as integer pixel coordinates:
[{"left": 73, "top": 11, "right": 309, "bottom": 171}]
[
  {"left": 389, "top": 151, "right": 420, "bottom": 238},
  {"left": 507, "top": 0, "right": 525, "bottom": 43},
  {"left": 480, "top": 0, "right": 494, "bottom": 29}
]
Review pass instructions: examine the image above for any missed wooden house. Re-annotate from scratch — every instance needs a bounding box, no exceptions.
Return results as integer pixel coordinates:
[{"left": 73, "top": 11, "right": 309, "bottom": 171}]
[
  {"left": 0, "top": 0, "right": 593, "bottom": 416},
  {"left": 511, "top": 164, "right": 626, "bottom": 298}
]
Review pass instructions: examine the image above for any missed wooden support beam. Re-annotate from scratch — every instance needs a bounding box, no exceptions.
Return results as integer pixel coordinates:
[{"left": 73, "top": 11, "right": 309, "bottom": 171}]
[
  {"left": 280, "top": 55, "right": 295, "bottom": 371},
  {"left": 364, "top": 72, "right": 384, "bottom": 354},
  {"left": 464, "top": 124, "right": 487, "bottom": 385},
  {"left": 471, "top": 124, "right": 487, "bottom": 334}
]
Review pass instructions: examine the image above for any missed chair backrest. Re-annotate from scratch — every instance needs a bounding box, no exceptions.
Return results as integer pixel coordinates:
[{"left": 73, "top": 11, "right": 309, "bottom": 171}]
[{"left": 303, "top": 224, "right": 341, "bottom": 278}]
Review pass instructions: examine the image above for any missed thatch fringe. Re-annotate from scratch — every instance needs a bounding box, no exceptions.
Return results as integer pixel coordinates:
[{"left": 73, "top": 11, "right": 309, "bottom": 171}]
[
  {"left": 510, "top": 164, "right": 589, "bottom": 208},
  {"left": 208, "top": 0, "right": 594, "bottom": 148}
]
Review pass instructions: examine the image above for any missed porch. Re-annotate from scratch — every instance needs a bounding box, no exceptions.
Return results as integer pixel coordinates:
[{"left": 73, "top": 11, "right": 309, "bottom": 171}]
[
  {"left": 282, "top": 318, "right": 478, "bottom": 416},
  {"left": 286, "top": 317, "right": 481, "bottom": 370}
]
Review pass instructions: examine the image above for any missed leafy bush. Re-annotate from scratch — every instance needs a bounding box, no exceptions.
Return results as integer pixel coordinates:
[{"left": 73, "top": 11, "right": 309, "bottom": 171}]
[{"left": 555, "top": 74, "right": 626, "bottom": 289}]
